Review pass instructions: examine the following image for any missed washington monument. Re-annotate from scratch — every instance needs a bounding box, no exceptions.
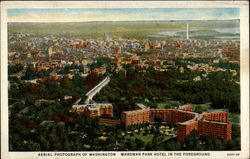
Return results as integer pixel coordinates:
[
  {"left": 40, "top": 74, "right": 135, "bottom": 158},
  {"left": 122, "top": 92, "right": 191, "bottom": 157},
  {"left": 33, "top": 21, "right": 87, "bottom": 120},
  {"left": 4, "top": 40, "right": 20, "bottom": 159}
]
[{"left": 186, "top": 23, "right": 189, "bottom": 40}]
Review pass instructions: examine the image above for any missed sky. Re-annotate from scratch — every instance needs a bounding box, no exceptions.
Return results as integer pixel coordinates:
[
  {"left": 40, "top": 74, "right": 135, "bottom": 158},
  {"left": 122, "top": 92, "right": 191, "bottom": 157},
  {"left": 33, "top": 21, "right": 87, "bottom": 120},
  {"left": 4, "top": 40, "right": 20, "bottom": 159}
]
[{"left": 8, "top": 8, "right": 239, "bottom": 22}]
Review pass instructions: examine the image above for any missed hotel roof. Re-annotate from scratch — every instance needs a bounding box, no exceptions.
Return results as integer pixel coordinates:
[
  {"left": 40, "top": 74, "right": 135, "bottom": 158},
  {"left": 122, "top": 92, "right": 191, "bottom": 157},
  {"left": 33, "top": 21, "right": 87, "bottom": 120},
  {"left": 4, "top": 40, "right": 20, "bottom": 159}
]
[
  {"left": 122, "top": 109, "right": 150, "bottom": 114},
  {"left": 199, "top": 120, "right": 229, "bottom": 125},
  {"left": 204, "top": 109, "right": 228, "bottom": 113},
  {"left": 135, "top": 103, "right": 150, "bottom": 110}
]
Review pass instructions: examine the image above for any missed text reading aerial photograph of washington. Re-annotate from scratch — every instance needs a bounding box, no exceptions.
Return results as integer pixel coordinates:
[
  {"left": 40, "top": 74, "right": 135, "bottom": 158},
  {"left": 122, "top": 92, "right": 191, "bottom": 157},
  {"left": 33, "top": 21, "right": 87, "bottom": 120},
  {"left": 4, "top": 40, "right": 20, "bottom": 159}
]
[{"left": 1, "top": 1, "right": 249, "bottom": 159}]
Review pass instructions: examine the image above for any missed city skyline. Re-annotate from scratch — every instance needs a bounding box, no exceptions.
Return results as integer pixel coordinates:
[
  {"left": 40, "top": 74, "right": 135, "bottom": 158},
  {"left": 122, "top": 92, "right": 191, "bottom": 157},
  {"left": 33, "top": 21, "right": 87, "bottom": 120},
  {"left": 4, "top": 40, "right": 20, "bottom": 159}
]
[{"left": 8, "top": 8, "right": 239, "bottom": 22}]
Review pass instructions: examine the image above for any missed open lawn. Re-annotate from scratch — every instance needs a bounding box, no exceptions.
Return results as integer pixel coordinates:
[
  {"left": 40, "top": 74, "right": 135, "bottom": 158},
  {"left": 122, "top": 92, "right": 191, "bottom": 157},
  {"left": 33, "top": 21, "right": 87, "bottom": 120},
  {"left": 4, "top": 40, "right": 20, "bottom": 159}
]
[
  {"left": 157, "top": 103, "right": 168, "bottom": 108},
  {"left": 193, "top": 103, "right": 212, "bottom": 113},
  {"left": 125, "top": 133, "right": 154, "bottom": 143},
  {"left": 157, "top": 100, "right": 182, "bottom": 108},
  {"left": 125, "top": 133, "right": 173, "bottom": 144}
]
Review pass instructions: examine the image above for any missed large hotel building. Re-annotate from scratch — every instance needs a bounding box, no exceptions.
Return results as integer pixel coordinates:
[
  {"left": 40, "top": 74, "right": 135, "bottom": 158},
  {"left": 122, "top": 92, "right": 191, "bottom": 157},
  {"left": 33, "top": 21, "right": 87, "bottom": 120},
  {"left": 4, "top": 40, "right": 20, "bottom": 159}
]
[
  {"left": 71, "top": 102, "right": 232, "bottom": 143},
  {"left": 121, "top": 104, "right": 231, "bottom": 142}
]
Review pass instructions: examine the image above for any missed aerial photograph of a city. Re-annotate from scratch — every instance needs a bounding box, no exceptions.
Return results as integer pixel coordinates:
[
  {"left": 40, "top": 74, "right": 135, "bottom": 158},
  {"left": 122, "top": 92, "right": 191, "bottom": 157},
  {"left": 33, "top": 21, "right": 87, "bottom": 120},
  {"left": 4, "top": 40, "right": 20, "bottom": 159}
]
[{"left": 7, "top": 8, "right": 240, "bottom": 151}]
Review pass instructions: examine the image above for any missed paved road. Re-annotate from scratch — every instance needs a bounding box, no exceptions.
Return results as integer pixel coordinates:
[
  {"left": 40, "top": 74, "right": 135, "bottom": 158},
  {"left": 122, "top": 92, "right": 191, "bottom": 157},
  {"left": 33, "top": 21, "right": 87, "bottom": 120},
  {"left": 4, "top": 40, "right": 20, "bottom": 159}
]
[{"left": 85, "top": 76, "right": 111, "bottom": 103}]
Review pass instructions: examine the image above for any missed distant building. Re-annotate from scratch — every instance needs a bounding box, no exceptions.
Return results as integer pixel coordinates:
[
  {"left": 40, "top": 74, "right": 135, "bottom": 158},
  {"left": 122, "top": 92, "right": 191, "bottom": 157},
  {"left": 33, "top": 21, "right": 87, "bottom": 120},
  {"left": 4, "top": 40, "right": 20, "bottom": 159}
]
[
  {"left": 104, "top": 34, "right": 110, "bottom": 42},
  {"left": 179, "top": 67, "right": 184, "bottom": 73},
  {"left": 70, "top": 102, "right": 113, "bottom": 117},
  {"left": 47, "top": 46, "right": 53, "bottom": 57},
  {"left": 131, "top": 59, "right": 140, "bottom": 65},
  {"left": 83, "top": 65, "right": 89, "bottom": 74},
  {"left": 91, "top": 67, "right": 106, "bottom": 75}
]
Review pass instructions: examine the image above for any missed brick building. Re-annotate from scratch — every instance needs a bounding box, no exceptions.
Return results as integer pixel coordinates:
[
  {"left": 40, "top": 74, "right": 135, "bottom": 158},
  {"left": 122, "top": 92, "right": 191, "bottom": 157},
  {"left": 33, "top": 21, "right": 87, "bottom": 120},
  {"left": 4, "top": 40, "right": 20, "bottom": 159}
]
[
  {"left": 178, "top": 104, "right": 193, "bottom": 111},
  {"left": 71, "top": 102, "right": 232, "bottom": 143},
  {"left": 121, "top": 109, "right": 150, "bottom": 125},
  {"left": 91, "top": 67, "right": 106, "bottom": 75},
  {"left": 70, "top": 103, "right": 113, "bottom": 117},
  {"left": 99, "top": 118, "right": 121, "bottom": 125},
  {"left": 150, "top": 109, "right": 196, "bottom": 123},
  {"left": 121, "top": 104, "right": 196, "bottom": 126},
  {"left": 177, "top": 120, "right": 199, "bottom": 142},
  {"left": 202, "top": 111, "right": 228, "bottom": 122},
  {"left": 120, "top": 103, "right": 231, "bottom": 143},
  {"left": 198, "top": 120, "right": 232, "bottom": 142}
]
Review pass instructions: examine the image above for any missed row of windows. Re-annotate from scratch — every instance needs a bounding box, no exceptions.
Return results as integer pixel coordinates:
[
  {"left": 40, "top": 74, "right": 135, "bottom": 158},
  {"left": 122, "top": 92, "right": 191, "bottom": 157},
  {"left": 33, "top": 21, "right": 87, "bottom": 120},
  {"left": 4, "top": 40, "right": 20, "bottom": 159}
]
[{"left": 199, "top": 124, "right": 227, "bottom": 128}]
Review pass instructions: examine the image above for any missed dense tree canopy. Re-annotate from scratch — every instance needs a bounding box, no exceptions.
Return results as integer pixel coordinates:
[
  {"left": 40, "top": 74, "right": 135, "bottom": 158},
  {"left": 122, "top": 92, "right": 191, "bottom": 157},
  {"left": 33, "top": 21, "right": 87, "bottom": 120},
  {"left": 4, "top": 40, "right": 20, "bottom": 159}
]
[
  {"left": 94, "top": 61, "right": 240, "bottom": 115},
  {"left": 8, "top": 64, "right": 24, "bottom": 75}
]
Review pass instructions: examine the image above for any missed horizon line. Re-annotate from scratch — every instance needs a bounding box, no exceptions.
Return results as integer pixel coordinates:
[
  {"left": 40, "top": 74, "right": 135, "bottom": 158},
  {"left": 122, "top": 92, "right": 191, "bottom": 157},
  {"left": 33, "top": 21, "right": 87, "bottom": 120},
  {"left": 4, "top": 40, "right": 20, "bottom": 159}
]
[{"left": 8, "top": 19, "right": 240, "bottom": 23}]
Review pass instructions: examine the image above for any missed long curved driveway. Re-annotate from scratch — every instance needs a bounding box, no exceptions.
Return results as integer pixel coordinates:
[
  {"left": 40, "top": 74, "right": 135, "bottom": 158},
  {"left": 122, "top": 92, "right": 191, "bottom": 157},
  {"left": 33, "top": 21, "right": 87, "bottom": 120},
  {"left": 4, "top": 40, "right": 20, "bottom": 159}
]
[{"left": 85, "top": 75, "right": 111, "bottom": 103}]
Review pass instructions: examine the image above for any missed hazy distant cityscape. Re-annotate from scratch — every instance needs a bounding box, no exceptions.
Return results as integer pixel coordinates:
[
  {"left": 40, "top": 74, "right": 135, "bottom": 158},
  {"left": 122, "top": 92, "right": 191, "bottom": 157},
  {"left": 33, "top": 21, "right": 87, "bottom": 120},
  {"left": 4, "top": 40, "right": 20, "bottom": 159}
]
[{"left": 8, "top": 9, "right": 240, "bottom": 151}]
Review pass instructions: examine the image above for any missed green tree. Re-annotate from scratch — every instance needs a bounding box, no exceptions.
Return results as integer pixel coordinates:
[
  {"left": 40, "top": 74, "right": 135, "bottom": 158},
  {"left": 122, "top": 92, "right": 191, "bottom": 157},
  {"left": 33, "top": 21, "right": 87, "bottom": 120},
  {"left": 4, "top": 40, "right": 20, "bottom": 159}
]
[
  {"left": 164, "top": 141, "right": 181, "bottom": 150},
  {"left": 8, "top": 64, "right": 24, "bottom": 75},
  {"left": 182, "top": 130, "right": 201, "bottom": 150},
  {"left": 23, "top": 67, "right": 36, "bottom": 80},
  {"left": 60, "top": 76, "right": 72, "bottom": 89}
]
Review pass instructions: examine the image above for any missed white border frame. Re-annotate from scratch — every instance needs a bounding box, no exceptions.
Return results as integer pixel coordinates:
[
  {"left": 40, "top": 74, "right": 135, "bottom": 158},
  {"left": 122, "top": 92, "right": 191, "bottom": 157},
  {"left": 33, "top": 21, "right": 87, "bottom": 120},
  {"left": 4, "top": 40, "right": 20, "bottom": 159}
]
[{"left": 1, "top": 1, "right": 249, "bottom": 159}]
